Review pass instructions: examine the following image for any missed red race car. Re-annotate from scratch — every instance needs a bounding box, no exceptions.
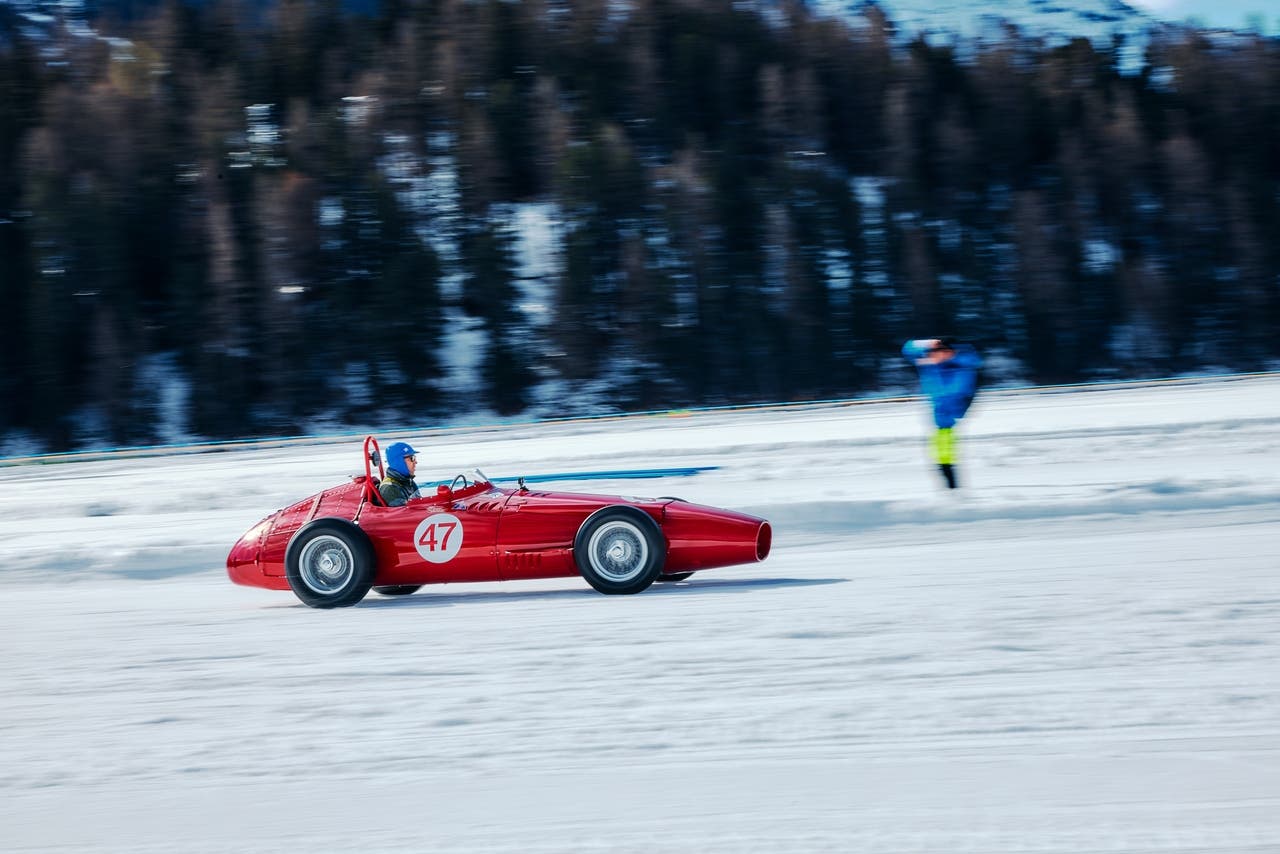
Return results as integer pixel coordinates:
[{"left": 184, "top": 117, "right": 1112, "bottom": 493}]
[{"left": 227, "top": 436, "right": 772, "bottom": 608}]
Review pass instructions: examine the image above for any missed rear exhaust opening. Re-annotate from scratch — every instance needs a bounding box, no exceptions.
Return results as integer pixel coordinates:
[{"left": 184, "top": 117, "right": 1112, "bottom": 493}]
[{"left": 756, "top": 522, "right": 772, "bottom": 561}]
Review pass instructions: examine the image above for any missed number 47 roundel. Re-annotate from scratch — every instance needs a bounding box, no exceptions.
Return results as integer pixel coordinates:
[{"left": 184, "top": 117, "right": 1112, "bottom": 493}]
[{"left": 414, "top": 513, "right": 464, "bottom": 563}]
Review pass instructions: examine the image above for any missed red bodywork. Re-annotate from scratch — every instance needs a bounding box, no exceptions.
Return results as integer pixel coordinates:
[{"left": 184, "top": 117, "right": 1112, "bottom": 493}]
[{"left": 227, "top": 438, "right": 771, "bottom": 593}]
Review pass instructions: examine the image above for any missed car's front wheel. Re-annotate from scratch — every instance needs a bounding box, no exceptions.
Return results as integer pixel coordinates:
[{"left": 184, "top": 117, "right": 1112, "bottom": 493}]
[
  {"left": 573, "top": 507, "right": 665, "bottom": 595},
  {"left": 285, "top": 519, "right": 376, "bottom": 608}
]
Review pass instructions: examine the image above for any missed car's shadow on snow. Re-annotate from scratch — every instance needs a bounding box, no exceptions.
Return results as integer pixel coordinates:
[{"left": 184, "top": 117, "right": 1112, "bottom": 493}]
[{"left": 347, "top": 575, "right": 847, "bottom": 610}]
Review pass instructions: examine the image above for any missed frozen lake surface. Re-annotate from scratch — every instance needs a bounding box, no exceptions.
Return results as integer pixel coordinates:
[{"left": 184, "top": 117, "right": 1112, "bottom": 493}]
[{"left": 2, "top": 376, "right": 1279, "bottom": 852}]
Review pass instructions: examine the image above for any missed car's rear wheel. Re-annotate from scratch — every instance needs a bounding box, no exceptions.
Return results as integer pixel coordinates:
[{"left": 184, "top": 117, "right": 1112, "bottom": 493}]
[
  {"left": 373, "top": 585, "right": 422, "bottom": 597},
  {"left": 574, "top": 507, "right": 665, "bottom": 595},
  {"left": 285, "top": 519, "right": 376, "bottom": 608},
  {"left": 657, "top": 572, "right": 695, "bottom": 583}
]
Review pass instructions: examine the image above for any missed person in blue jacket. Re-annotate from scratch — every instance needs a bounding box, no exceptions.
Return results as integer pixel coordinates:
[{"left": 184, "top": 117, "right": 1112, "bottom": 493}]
[
  {"left": 379, "top": 441, "right": 422, "bottom": 506},
  {"left": 902, "top": 338, "right": 982, "bottom": 489}
]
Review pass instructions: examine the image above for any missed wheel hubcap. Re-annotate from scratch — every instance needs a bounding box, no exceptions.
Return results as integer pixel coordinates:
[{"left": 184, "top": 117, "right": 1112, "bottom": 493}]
[
  {"left": 588, "top": 521, "right": 648, "bottom": 582},
  {"left": 299, "top": 535, "right": 355, "bottom": 594}
]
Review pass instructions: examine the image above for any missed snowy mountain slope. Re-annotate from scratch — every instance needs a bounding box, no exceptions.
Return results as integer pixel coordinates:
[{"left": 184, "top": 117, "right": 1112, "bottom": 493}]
[
  {"left": 2, "top": 0, "right": 1154, "bottom": 44},
  {"left": 812, "top": 0, "right": 1155, "bottom": 44},
  {"left": 1, "top": 375, "right": 1279, "bottom": 852}
]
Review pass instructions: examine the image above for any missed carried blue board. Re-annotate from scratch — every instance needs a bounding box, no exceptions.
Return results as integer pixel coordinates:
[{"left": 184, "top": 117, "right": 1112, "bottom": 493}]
[
  {"left": 498, "top": 466, "right": 718, "bottom": 484},
  {"left": 428, "top": 466, "right": 719, "bottom": 488}
]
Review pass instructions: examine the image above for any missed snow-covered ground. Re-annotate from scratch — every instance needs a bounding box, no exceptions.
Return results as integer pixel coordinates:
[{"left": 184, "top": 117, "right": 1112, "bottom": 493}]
[{"left": 2, "top": 376, "right": 1279, "bottom": 853}]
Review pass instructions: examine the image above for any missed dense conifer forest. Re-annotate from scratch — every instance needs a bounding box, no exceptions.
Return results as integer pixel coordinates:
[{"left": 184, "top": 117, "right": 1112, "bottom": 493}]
[{"left": 1, "top": 0, "right": 1277, "bottom": 450}]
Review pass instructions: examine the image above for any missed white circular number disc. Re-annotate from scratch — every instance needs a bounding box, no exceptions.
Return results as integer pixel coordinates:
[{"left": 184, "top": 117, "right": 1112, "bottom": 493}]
[{"left": 413, "top": 513, "right": 464, "bottom": 563}]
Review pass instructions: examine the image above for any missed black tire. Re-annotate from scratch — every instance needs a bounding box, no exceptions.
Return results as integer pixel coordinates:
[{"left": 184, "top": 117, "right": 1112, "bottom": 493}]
[
  {"left": 285, "top": 519, "right": 376, "bottom": 608},
  {"left": 657, "top": 572, "right": 695, "bottom": 583},
  {"left": 573, "top": 507, "right": 665, "bottom": 595},
  {"left": 373, "top": 585, "right": 422, "bottom": 597}
]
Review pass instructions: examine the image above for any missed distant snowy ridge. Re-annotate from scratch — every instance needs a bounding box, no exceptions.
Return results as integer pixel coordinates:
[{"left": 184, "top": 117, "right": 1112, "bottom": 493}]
[
  {"left": 809, "top": 0, "right": 1155, "bottom": 44},
  {"left": 0, "top": 0, "right": 1169, "bottom": 47}
]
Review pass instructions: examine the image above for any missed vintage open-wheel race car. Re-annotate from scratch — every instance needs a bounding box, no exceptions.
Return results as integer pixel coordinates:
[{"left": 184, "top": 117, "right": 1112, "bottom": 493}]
[{"left": 227, "top": 436, "right": 772, "bottom": 608}]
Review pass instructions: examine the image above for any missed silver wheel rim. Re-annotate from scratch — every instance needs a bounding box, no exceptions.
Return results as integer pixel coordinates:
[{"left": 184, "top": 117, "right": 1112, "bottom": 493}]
[
  {"left": 298, "top": 535, "right": 356, "bottom": 595},
  {"left": 587, "top": 520, "right": 649, "bottom": 582}
]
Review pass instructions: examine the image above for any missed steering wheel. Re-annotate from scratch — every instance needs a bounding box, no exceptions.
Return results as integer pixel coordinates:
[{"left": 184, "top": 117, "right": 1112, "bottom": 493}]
[{"left": 449, "top": 473, "right": 470, "bottom": 493}]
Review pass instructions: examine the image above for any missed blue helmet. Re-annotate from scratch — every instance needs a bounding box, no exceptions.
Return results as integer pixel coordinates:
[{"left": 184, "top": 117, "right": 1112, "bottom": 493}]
[{"left": 384, "top": 441, "right": 419, "bottom": 477}]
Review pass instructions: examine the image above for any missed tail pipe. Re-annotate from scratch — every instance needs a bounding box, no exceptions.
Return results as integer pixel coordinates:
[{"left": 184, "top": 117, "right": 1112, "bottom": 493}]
[{"left": 661, "top": 501, "right": 772, "bottom": 572}]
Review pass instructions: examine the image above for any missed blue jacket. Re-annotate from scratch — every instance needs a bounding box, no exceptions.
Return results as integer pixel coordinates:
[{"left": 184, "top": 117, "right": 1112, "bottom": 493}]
[{"left": 902, "top": 340, "right": 982, "bottom": 429}]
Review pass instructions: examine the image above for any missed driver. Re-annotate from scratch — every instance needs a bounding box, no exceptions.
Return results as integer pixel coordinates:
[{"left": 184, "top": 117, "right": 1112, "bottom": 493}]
[{"left": 379, "top": 441, "right": 422, "bottom": 506}]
